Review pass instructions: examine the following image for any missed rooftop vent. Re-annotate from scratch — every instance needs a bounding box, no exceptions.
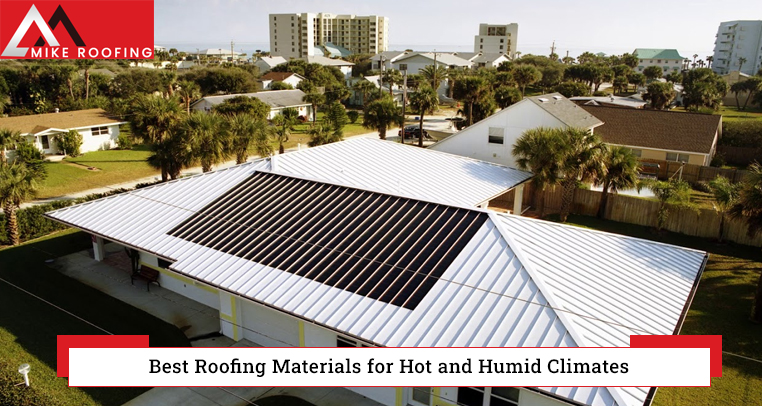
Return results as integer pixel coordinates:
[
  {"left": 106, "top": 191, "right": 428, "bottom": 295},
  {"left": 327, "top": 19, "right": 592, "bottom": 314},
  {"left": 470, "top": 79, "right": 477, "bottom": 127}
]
[
  {"left": 552, "top": 95, "right": 562, "bottom": 100},
  {"left": 538, "top": 98, "right": 549, "bottom": 103}
]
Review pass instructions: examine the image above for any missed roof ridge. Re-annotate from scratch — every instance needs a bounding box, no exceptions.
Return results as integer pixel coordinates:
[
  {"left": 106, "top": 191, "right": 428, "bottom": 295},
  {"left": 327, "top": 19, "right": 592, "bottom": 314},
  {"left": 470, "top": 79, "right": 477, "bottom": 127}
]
[{"left": 489, "top": 212, "right": 629, "bottom": 406}]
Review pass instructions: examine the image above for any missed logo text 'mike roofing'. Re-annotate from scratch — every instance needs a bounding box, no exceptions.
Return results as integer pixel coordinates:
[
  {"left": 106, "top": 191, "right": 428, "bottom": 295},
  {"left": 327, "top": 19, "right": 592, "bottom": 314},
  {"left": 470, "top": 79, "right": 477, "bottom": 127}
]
[{"left": 1, "top": 1, "right": 154, "bottom": 59}]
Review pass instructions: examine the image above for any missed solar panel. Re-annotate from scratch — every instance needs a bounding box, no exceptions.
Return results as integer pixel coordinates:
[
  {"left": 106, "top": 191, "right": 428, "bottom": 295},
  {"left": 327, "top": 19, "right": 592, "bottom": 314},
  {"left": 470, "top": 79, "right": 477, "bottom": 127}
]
[{"left": 169, "top": 172, "right": 487, "bottom": 310}]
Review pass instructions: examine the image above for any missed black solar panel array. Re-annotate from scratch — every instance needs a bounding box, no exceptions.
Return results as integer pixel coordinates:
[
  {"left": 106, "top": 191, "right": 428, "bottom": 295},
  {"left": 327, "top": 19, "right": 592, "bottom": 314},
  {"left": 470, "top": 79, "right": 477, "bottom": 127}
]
[{"left": 169, "top": 172, "right": 487, "bottom": 310}]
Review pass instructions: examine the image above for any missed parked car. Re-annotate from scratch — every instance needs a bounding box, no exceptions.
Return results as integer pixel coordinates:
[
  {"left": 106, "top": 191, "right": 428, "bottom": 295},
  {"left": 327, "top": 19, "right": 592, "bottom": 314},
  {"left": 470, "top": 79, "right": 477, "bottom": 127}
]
[{"left": 399, "top": 125, "right": 431, "bottom": 139}]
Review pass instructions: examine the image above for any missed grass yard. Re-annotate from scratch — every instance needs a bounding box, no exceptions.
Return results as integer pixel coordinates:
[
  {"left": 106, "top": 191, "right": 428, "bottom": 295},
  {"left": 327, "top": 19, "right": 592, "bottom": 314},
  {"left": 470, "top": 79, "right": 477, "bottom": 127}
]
[
  {"left": 673, "top": 105, "right": 762, "bottom": 122},
  {"left": 559, "top": 214, "right": 762, "bottom": 406},
  {"left": 38, "top": 145, "right": 158, "bottom": 199},
  {"left": 279, "top": 110, "right": 397, "bottom": 150},
  {"left": 0, "top": 230, "right": 189, "bottom": 406}
]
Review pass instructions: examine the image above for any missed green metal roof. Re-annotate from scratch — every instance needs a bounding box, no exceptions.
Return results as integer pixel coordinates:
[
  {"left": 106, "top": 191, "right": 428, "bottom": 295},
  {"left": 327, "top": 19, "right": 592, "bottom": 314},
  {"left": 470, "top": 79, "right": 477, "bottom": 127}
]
[{"left": 633, "top": 48, "right": 685, "bottom": 60}]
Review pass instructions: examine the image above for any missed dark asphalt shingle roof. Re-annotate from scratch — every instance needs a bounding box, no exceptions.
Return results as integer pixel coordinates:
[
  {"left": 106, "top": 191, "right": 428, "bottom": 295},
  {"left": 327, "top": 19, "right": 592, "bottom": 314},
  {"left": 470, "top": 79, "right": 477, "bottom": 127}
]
[{"left": 581, "top": 105, "right": 721, "bottom": 154}]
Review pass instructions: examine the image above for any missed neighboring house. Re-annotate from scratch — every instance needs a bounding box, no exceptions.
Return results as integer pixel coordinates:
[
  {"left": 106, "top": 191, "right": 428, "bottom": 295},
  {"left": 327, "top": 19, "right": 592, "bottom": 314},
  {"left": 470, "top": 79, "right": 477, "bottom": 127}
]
[
  {"left": 711, "top": 20, "right": 762, "bottom": 76},
  {"left": 254, "top": 56, "right": 288, "bottom": 73},
  {"left": 301, "top": 55, "right": 355, "bottom": 81},
  {"left": 581, "top": 105, "right": 722, "bottom": 166},
  {"left": 721, "top": 70, "right": 757, "bottom": 107},
  {"left": 391, "top": 52, "right": 472, "bottom": 75},
  {"left": 191, "top": 89, "right": 313, "bottom": 121},
  {"left": 633, "top": 48, "right": 686, "bottom": 74},
  {"left": 259, "top": 72, "right": 305, "bottom": 90},
  {"left": 46, "top": 138, "right": 706, "bottom": 406},
  {"left": 473, "top": 23, "right": 518, "bottom": 57},
  {"left": 0, "top": 108, "right": 124, "bottom": 159},
  {"left": 430, "top": 93, "right": 603, "bottom": 168},
  {"left": 313, "top": 42, "right": 352, "bottom": 58},
  {"left": 370, "top": 50, "right": 409, "bottom": 70},
  {"left": 455, "top": 52, "right": 511, "bottom": 68},
  {"left": 190, "top": 48, "right": 243, "bottom": 61},
  {"left": 570, "top": 95, "right": 648, "bottom": 109}
]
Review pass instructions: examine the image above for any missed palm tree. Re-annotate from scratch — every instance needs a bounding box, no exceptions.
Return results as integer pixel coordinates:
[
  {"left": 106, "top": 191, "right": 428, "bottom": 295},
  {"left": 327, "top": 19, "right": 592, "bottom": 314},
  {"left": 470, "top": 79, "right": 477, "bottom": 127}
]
[
  {"left": 307, "top": 122, "right": 341, "bottom": 147},
  {"left": 0, "top": 163, "right": 42, "bottom": 245},
  {"left": 302, "top": 91, "right": 325, "bottom": 123},
  {"left": 706, "top": 56, "right": 713, "bottom": 68},
  {"left": 184, "top": 112, "right": 228, "bottom": 172},
  {"left": 729, "top": 163, "right": 762, "bottom": 322},
  {"left": 512, "top": 127, "right": 565, "bottom": 217},
  {"left": 129, "top": 95, "right": 184, "bottom": 180},
  {"left": 408, "top": 85, "right": 438, "bottom": 147},
  {"left": 452, "top": 76, "right": 487, "bottom": 126},
  {"left": 227, "top": 114, "right": 270, "bottom": 163},
  {"left": 353, "top": 79, "right": 377, "bottom": 107},
  {"left": 271, "top": 108, "right": 299, "bottom": 154},
  {"left": 75, "top": 59, "right": 96, "bottom": 100},
  {"left": 738, "top": 57, "right": 747, "bottom": 73},
  {"left": 176, "top": 80, "right": 201, "bottom": 114},
  {"left": 704, "top": 176, "right": 740, "bottom": 242},
  {"left": 512, "top": 64, "right": 542, "bottom": 96},
  {"left": 0, "top": 129, "right": 22, "bottom": 166},
  {"left": 596, "top": 147, "right": 639, "bottom": 218},
  {"left": 692, "top": 54, "right": 699, "bottom": 67},
  {"left": 557, "top": 128, "right": 606, "bottom": 222},
  {"left": 382, "top": 69, "right": 402, "bottom": 96},
  {"left": 643, "top": 82, "right": 676, "bottom": 110},
  {"left": 649, "top": 179, "right": 695, "bottom": 232},
  {"left": 730, "top": 81, "right": 746, "bottom": 110},
  {"left": 419, "top": 65, "right": 449, "bottom": 91},
  {"left": 363, "top": 95, "right": 402, "bottom": 140}
]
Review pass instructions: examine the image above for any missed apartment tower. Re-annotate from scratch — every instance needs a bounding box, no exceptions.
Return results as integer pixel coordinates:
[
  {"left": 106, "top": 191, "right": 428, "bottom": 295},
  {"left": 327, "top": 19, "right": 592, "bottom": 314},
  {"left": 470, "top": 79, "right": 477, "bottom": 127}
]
[
  {"left": 474, "top": 23, "right": 518, "bottom": 57},
  {"left": 269, "top": 13, "right": 389, "bottom": 59},
  {"left": 711, "top": 20, "right": 762, "bottom": 75}
]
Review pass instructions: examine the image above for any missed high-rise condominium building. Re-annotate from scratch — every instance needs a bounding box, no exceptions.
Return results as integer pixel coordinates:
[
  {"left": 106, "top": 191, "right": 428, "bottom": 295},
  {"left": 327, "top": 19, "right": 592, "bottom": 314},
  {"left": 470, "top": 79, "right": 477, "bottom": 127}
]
[
  {"left": 711, "top": 20, "right": 762, "bottom": 75},
  {"left": 474, "top": 23, "right": 518, "bottom": 57},
  {"left": 269, "top": 13, "right": 389, "bottom": 59}
]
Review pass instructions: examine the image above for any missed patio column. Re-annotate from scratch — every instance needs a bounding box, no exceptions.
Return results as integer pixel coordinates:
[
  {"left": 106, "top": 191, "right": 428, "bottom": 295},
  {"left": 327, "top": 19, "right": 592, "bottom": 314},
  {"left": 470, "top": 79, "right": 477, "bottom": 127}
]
[
  {"left": 513, "top": 184, "right": 525, "bottom": 215},
  {"left": 92, "top": 235, "right": 105, "bottom": 261}
]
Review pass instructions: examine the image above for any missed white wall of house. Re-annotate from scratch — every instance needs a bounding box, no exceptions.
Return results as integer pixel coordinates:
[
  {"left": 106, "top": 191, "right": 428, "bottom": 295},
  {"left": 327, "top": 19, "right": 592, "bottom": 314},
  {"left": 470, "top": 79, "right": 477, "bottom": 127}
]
[
  {"left": 636, "top": 58, "right": 683, "bottom": 74},
  {"left": 22, "top": 123, "right": 120, "bottom": 156},
  {"left": 137, "top": 251, "right": 220, "bottom": 310},
  {"left": 270, "top": 105, "right": 313, "bottom": 120},
  {"left": 430, "top": 100, "right": 568, "bottom": 168},
  {"left": 239, "top": 299, "right": 301, "bottom": 347}
]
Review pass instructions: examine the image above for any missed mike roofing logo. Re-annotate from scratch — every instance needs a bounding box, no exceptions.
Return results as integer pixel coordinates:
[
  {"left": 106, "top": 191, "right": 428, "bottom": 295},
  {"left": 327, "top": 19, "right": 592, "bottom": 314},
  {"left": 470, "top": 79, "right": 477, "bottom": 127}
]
[{"left": 0, "top": 0, "right": 154, "bottom": 59}]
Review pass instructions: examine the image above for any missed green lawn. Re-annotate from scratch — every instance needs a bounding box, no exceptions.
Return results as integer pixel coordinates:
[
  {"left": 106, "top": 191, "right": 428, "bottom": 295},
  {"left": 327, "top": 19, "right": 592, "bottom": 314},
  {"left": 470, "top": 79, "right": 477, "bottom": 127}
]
[
  {"left": 0, "top": 230, "right": 189, "bottom": 406},
  {"left": 38, "top": 145, "right": 158, "bottom": 199},
  {"left": 559, "top": 214, "right": 762, "bottom": 406},
  {"left": 279, "top": 110, "right": 395, "bottom": 151},
  {"left": 673, "top": 106, "right": 762, "bottom": 122}
]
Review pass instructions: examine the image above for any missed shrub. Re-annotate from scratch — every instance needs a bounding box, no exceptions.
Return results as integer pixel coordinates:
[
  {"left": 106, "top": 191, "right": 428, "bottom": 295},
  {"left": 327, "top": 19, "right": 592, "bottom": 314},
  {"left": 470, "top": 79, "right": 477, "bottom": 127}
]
[
  {"left": 14, "top": 142, "right": 44, "bottom": 162},
  {"left": 116, "top": 134, "right": 133, "bottom": 150},
  {"left": 554, "top": 81, "right": 590, "bottom": 98},
  {"left": 55, "top": 129, "right": 82, "bottom": 156},
  {"left": 720, "top": 121, "right": 762, "bottom": 147},
  {"left": 710, "top": 153, "right": 726, "bottom": 168},
  {"left": 347, "top": 110, "right": 360, "bottom": 124},
  {"left": 592, "top": 90, "right": 608, "bottom": 97}
]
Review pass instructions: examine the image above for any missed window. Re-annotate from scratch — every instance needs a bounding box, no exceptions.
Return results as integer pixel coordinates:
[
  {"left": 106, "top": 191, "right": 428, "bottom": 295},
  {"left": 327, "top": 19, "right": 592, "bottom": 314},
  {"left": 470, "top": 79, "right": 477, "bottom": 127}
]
[
  {"left": 488, "top": 127, "right": 505, "bottom": 144},
  {"left": 480, "top": 45, "right": 483, "bottom": 50},
  {"left": 457, "top": 387, "right": 519, "bottom": 406},
  {"left": 40, "top": 135, "right": 50, "bottom": 149},
  {"left": 500, "top": 39, "right": 504, "bottom": 43},
  {"left": 399, "top": 63, "right": 408, "bottom": 71},
  {"left": 499, "top": 45, "right": 503, "bottom": 50},
  {"left": 91, "top": 126, "right": 108, "bottom": 135},
  {"left": 666, "top": 152, "right": 689, "bottom": 162},
  {"left": 158, "top": 259, "right": 172, "bottom": 269},
  {"left": 412, "top": 388, "right": 431, "bottom": 405}
]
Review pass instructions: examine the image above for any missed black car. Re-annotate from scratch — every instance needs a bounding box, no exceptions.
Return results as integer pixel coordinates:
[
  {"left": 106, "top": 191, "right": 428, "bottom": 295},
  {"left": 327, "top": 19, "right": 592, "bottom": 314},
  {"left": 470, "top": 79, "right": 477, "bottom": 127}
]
[{"left": 399, "top": 125, "right": 431, "bottom": 139}]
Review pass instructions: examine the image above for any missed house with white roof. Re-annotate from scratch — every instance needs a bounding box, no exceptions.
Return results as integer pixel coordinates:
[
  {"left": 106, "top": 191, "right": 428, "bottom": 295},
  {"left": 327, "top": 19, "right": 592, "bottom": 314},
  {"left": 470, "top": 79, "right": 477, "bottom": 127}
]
[
  {"left": 45, "top": 137, "right": 706, "bottom": 406},
  {"left": 455, "top": 52, "right": 511, "bottom": 68},
  {"left": 259, "top": 72, "right": 305, "bottom": 90},
  {"left": 430, "top": 93, "right": 603, "bottom": 168},
  {"left": 370, "top": 51, "right": 409, "bottom": 70},
  {"left": 191, "top": 89, "right": 313, "bottom": 121},
  {"left": 0, "top": 108, "right": 125, "bottom": 159},
  {"left": 391, "top": 52, "right": 472, "bottom": 75},
  {"left": 254, "top": 56, "right": 288, "bottom": 73},
  {"left": 301, "top": 55, "right": 355, "bottom": 81}
]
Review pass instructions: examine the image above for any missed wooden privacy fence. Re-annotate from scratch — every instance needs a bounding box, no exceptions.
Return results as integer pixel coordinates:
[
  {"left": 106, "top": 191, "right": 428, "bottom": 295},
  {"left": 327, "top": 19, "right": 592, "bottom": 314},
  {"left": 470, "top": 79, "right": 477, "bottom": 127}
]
[
  {"left": 638, "top": 159, "right": 750, "bottom": 184},
  {"left": 716, "top": 145, "right": 762, "bottom": 167},
  {"left": 491, "top": 184, "right": 762, "bottom": 247}
]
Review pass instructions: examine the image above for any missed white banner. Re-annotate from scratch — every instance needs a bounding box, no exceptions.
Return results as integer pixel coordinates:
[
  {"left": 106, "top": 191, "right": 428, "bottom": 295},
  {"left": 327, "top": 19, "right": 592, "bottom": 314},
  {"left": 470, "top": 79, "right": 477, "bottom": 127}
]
[{"left": 68, "top": 347, "right": 710, "bottom": 387}]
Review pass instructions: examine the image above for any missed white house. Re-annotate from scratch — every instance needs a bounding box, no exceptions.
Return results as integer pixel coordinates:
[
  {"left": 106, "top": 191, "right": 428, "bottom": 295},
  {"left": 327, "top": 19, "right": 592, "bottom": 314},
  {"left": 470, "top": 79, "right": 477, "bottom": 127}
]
[
  {"left": 0, "top": 108, "right": 125, "bottom": 159},
  {"left": 254, "top": 56, "right": 288, "bottom": 73},
  {"left": 46, "top": 138, "right": 706, "bottom": 406},
  {"left": 259, "top": 72, "right": 305, "bottom": 90},
  {"left": 191, "top": 89, "right": 313, "bottom": 121},
  {"left": 430, "top": 93, "right": 603, "bottom": 168},
  {"left": 370, "top": 50, "right": 409, "bottom": 70},
  {"left": 456, "top": 52, "right": 511, "bottom": 68},
  {"left": 349, "top": 75, "right": 403, "bottom": 106},
  {"left": 301, "top": 55, "right": 355, "bottom": 81},
  {"left": 391, "top": 52, "right": 472, "bottom": 75}
]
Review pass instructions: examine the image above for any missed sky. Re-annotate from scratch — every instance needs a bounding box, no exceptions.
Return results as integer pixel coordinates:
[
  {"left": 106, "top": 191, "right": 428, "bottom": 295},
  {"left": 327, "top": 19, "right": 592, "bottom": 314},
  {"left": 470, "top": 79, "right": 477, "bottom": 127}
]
[{"left": 155, "top": 0, "right": 762, "bottom": 59}]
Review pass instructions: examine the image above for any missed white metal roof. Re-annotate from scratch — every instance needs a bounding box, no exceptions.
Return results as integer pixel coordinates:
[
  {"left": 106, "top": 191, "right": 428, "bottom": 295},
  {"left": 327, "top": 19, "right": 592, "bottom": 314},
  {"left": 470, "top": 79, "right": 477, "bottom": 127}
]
[
  {"left": 46, "top": 164, "right": 706, "bottom": 406},
  {"left": 272, "top": 138, "right": 532, "bottom": 207}
]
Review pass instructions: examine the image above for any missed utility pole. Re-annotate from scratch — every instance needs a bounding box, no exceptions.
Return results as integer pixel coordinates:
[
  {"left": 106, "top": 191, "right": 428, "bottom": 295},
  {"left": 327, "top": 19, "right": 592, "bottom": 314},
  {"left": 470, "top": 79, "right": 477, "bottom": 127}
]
[
  {"left": 550, "top": 40, "right": 556, "bottom": 58},
  {"left": 401, "top": 68, "right": 407, "bottom": 144},
  {"left": 230, "top": 40, "right": 235, "bottom": 63},
  {"left": 379, "top": 55, "right": 386, "bottom": 97}
]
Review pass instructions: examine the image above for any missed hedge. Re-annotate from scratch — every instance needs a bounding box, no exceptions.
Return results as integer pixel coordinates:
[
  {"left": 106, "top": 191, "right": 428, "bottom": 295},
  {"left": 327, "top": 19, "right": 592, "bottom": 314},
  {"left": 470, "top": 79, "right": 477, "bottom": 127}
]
[{"left": 720, "top": 121, "right": 762, "bottom": 148}]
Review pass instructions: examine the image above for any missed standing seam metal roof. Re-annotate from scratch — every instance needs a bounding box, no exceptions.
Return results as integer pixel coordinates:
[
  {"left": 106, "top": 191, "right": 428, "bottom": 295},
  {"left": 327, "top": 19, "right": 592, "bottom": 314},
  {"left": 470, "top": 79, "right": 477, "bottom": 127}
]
[{"left": 45, "top": 164, "right": 706, "bottom": 406}]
